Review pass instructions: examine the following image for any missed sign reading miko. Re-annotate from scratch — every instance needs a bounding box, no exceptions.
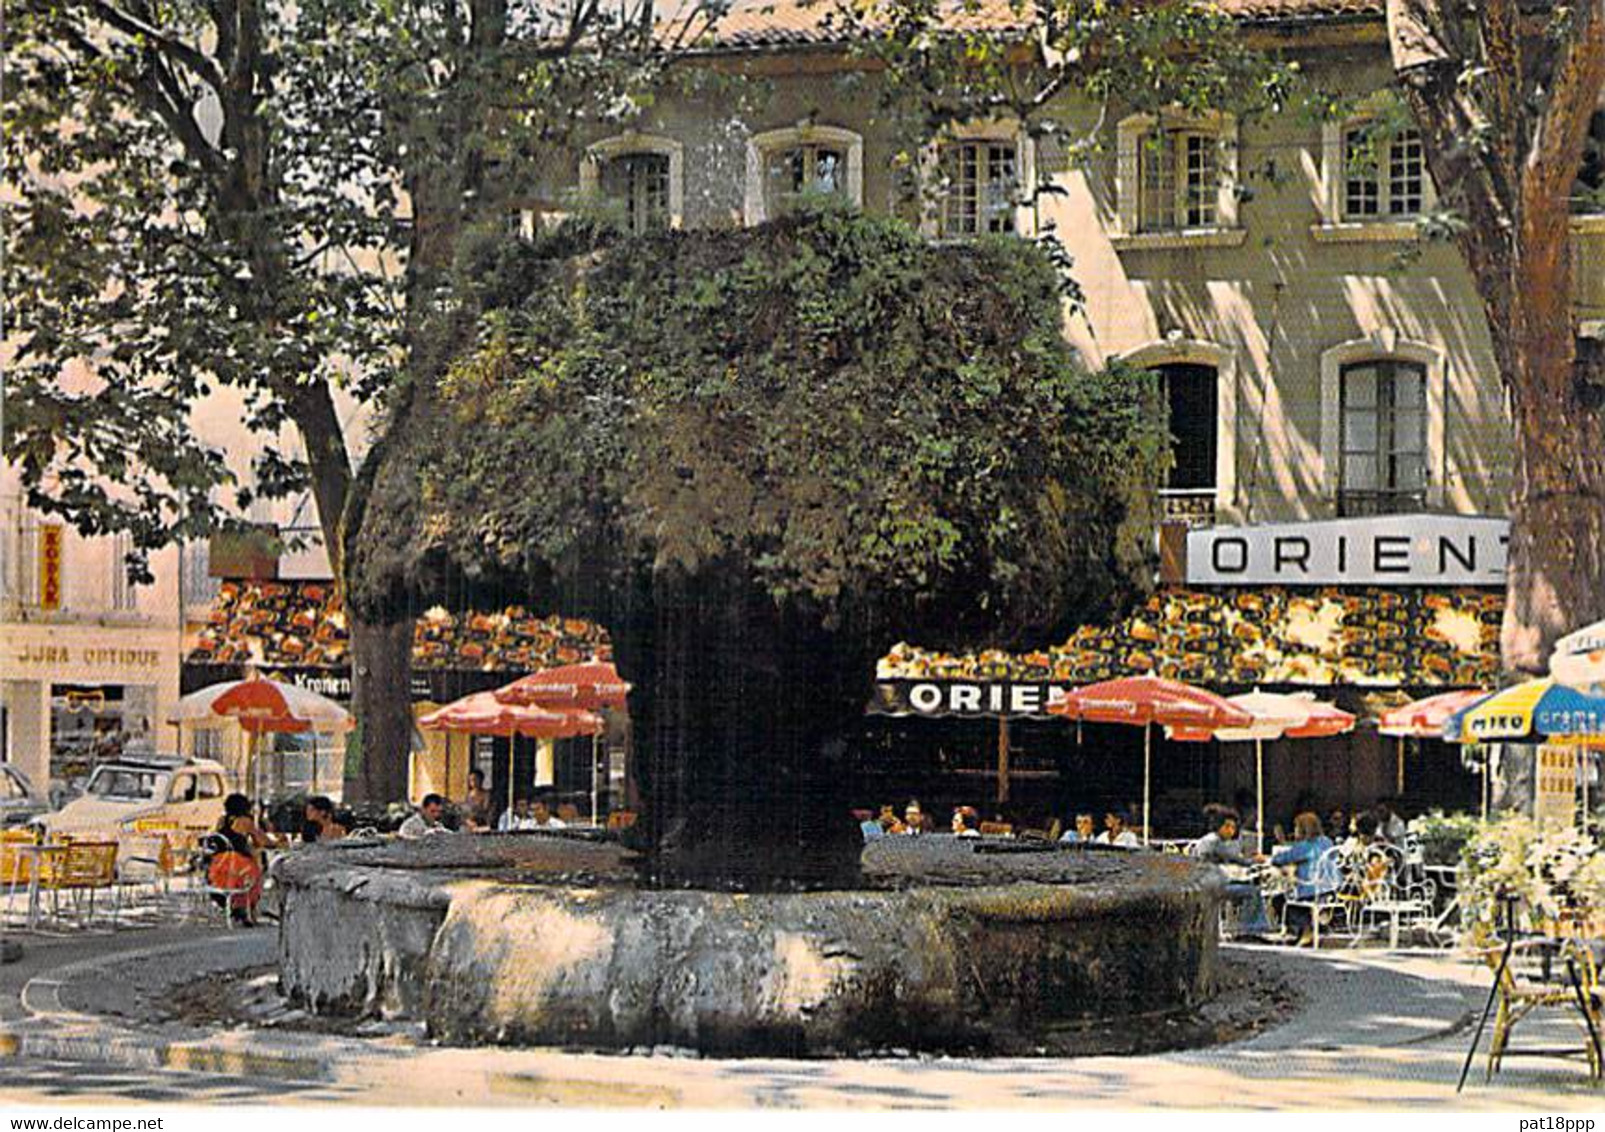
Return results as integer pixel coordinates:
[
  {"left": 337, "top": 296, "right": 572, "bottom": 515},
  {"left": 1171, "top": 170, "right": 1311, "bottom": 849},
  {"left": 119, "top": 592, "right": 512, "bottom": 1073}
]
[{"left": 1187, "top": 515, "right": 1509, "bottom": 587}]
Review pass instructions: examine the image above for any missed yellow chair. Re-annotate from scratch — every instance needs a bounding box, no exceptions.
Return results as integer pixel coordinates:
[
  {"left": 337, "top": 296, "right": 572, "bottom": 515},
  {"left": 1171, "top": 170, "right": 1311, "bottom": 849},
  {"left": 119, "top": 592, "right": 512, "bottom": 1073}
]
[
  {"left": 1475, "top": 913, "right": 1603, "bottom": 1083},
  {"left": 41, "top": 840, "right": 120, "bottom": 928}
]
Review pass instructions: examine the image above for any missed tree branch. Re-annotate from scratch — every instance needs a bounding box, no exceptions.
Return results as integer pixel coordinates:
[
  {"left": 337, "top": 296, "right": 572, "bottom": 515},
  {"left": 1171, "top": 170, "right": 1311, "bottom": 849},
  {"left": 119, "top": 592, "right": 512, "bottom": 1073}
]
[
  {"left": 1529, "top": 10, "right": 1605, "bottom": 206},
  {"left": 86, "top": 0, "right": 228, "bottom": 93}
]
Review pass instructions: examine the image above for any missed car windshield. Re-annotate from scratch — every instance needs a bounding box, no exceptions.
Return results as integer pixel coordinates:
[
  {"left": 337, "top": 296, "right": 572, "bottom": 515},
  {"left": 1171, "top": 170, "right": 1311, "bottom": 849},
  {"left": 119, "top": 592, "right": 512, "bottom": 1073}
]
[{"left": 84, "top": 767, "right": 162, "bottom": 800}]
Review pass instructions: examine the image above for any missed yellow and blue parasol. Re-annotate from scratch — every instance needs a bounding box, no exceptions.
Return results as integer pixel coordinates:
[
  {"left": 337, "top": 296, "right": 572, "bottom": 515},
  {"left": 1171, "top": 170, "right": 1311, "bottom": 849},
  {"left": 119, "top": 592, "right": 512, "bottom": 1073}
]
[{"left": 1442, "top": 678, "right": 1605, "bottom": 744}]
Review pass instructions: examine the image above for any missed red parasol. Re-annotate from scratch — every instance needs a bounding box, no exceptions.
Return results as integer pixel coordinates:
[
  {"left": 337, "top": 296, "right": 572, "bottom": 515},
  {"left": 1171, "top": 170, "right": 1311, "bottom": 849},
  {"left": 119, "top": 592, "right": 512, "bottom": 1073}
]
[
  {"left": 419, "top": 692, "right": 603, "bottom": 739},
  {"left": 1378, "top": 689, "right": 1491, "bottom": 738},
  {"left": 493, "top": 661, "right": 630, "bottom": 713},
  {"left": 1049, "top": 676, "right": 1252, "bottom": 844}
]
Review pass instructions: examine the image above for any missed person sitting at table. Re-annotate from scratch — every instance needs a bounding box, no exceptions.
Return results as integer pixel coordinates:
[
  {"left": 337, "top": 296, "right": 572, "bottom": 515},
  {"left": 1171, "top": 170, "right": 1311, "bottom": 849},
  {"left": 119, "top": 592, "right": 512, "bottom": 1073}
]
[
  {"left": 951, "top": 806, "right": 981, "bottom": 838},
  {"left": 900, "top": 801, "right": 925, "bottom": 835},
  {"left": 463, "top": 769, "right": 494, "bottom": 833},
  {"left": 529, "top": 798, "right": 566, "bottom": 829},
  {"left": 1193, "top": 807, "right": 1246, "bottom": 863},
  {"left": 1271, "top": 811, "right": 1336, "bottom": 946},
  {"left": 1194, "top": 808, "right": 1273, "bottom": 936},
  {"left": 1060, "top": 812, "right": 1097, "bottom": 844},
  {"left": 497, "top": 798, "right": 530, "bottom": 832},
  {"left": 1372, "top": 799, "right": 1408, "bottom": 845},
  {"left": 209, "top": 793, "right": 267, "bottom": 925},
  {"left": 1096, "top": 810, "right": 1140, "bottom": 849},
  {"left": 302, "top": 795, "right": 348, "bottom": 843},
  {"left": 398, "top": 794, "right": 451, "bottom": 839}
]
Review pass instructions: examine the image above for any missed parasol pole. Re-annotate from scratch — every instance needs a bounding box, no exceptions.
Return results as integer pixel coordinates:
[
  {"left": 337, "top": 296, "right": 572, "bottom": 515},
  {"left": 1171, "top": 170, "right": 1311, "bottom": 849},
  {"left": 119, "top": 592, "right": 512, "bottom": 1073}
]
[
  {"left": 1256, "top": 736, "right": 1265, "bottom": 857},
  {"left": 1142, "top": 721, "right": 1152, "bottom": 845},
  {"left": 997, "top": 717, "right": 1011, "bottom": 806},
  {"left": 590, "top": 731, "right": 600, "bottom": 826},
  {"left": 1397, "top": 736, "right": 1406, "bottom": 796},
  {"left": 1481, "top": 746, "right": 1490, "bottom": 821}
]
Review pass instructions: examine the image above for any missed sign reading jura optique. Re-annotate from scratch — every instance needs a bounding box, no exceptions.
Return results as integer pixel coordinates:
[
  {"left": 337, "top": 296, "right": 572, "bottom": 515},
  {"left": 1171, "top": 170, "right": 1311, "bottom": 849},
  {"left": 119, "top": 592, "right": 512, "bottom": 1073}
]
[{"left": 1186, "top": 515, "right": 1509, "bottom": 586}]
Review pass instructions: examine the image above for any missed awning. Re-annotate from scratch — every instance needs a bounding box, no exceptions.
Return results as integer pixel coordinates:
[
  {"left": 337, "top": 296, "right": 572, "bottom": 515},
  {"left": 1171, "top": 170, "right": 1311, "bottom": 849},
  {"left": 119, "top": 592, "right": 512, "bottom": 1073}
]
[{"left": 878, "top": 584, "right": 1499, "bottom": 693}]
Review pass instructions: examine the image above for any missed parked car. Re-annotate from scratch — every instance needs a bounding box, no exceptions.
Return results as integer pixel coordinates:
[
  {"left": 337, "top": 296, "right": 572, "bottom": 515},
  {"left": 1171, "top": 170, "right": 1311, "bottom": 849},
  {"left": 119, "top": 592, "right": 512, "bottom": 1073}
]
[
  {"left": 0, "top": 763, "right": 48, "bottom": 829},
  {"left": 40, "top": 757, "right": 231, "bottom": 838}
]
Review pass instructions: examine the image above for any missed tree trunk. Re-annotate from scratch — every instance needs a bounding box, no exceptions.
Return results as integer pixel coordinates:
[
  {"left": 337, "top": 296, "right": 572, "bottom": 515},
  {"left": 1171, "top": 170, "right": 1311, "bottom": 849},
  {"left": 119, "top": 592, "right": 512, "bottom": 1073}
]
[
  {"left": 1494, "top": 199, "right": 1605, "bottom": 676},
  {"left": 611, "top": 561, "right": 865, "bottom": 890},
  {"left": 346, "top": 616, "right": 416, "bottom": 804}
]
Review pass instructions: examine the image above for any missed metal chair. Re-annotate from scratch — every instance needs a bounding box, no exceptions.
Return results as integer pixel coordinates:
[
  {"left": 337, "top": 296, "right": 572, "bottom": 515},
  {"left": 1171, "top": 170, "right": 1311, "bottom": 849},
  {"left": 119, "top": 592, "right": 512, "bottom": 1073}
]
[
  {"left": 41, "top": 840, "right": 120, "bottom": 928},
  {"left": 1280, "top": 845, "right": 1348, "bottom": 947}
]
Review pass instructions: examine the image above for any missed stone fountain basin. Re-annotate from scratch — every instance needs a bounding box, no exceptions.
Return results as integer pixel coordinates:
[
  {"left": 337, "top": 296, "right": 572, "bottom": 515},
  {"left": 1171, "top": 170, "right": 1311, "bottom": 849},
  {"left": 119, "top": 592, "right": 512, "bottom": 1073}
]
[{"left": 275, "top": 834, "right": 1223, "bottom": 1056}]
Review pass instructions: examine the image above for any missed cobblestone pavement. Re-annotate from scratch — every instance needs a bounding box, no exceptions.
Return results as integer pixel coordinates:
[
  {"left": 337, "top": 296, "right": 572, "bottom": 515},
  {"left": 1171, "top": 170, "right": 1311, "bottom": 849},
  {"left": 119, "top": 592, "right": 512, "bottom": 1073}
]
[{"left": 1, "top": 928, "right": 1603, "bottom": 1109}]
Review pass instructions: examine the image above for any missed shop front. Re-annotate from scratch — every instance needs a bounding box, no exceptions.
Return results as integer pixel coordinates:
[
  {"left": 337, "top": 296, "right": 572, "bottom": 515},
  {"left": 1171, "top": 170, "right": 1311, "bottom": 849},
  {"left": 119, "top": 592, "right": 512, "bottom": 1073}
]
[
  {"left": 183, "top": 579, "right": 624, "bottom": 814},
  {"left": 868, "top": 514, "right": 1506, "bottom": 837},
  {"left": 0, "top": 621, "right": 182, "bottom": 798}
]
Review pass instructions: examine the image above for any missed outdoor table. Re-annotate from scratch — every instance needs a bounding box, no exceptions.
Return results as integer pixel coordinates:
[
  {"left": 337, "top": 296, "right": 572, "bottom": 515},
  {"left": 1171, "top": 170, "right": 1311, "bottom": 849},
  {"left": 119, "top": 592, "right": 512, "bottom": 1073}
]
[{"left": 9, "top": 843, "right": 67, "bottom": 932}]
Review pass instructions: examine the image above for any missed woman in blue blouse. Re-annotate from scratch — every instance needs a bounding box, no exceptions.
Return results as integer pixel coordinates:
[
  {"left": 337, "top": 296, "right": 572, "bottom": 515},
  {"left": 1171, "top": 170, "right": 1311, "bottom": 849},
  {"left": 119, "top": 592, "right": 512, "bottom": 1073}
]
[{"left": 1271, "top": 811, "right": 1336, "bottom": 945}]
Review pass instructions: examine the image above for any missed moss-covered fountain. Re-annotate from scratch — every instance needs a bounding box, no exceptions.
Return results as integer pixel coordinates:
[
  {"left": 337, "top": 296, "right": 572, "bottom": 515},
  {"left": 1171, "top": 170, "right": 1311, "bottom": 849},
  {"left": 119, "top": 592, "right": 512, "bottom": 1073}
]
[{"left": 279, "top": 213, "right": 1219, "bottom": 1054}]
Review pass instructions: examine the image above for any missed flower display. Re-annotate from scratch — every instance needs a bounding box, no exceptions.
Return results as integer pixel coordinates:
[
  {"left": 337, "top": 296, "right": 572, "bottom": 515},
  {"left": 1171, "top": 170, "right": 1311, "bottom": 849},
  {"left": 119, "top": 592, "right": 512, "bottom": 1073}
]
[{"left": 1461, "top": 815, "right": 1605, "bottom": 935}]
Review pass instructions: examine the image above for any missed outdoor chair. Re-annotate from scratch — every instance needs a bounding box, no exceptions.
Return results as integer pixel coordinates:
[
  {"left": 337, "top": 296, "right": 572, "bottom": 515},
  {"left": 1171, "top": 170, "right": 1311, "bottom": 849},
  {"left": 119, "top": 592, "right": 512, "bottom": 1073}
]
[
  {"left": 1354, "top": 843, "right": 1438, "bottom": 948},
  {"left": 1280, "top": 845, "right": 1348, "bottom": 947},
  {"left": 190, "top": 833, "right": 261, "bottom": 929},
  {"left": 40, "top": 840, "right": 120, "bottom": 928},
  {"left": 0, "top": 834, "right": 37, "bottom": 921},
  {"left": 117, "top": 832, "right": 181, "bottom": 905},
  {"left": 1473, "top": 910, "right": 1604, "bottom": 1083}
]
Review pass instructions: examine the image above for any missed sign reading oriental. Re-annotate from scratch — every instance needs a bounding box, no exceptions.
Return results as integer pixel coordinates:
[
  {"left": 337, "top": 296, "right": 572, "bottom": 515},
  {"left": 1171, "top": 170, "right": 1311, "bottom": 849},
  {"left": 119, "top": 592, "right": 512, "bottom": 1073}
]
[
  {"left": 1188, "top": 515, "right": 1509, "bottom": 587},
  {"left": 873, "top": 680, "right": 1070, "bottom": 720}
]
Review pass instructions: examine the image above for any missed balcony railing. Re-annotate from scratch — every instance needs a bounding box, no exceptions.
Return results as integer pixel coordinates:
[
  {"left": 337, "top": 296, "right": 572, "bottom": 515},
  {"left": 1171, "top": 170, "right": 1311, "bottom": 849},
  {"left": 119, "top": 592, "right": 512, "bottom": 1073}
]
[
  {"left": 1337, "top": 489, "right": 1428, "bottom": 518},
  {"left": 1574, "top": 214, "right": 1605, "bottom": 322},
  {"left": 1159, "top": 488, "right": 1217, "bottom": 527}
]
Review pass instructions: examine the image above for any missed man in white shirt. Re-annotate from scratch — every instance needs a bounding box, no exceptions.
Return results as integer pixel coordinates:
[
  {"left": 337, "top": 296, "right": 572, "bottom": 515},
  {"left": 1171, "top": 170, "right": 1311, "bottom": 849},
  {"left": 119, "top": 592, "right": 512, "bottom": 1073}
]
[
  {"left": 398, "top": 795, "right": 450, "bottom": 839},
  {"left": 1095, "top": 810, "right": 1140, "bottom": 848}
]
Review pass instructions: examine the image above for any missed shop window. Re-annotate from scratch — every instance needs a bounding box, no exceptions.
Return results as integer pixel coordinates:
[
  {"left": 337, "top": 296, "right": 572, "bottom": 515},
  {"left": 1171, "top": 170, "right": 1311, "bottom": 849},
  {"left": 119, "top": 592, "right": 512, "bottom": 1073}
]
[
  {"left": 1338, "top": 359, "right": 1428, "bottom": 516},
  {"left": 1343, "top": 124, "right": 1425, "bottom": 220},
  {"left": 170, "top": 773, "right": 198, "bottom": 802},
  {"left": 938, "top": 139, "right": 1019, "bottom": 237},
  {"left": 1157, "top": 364, "right": 1219, "bottom": 493}
]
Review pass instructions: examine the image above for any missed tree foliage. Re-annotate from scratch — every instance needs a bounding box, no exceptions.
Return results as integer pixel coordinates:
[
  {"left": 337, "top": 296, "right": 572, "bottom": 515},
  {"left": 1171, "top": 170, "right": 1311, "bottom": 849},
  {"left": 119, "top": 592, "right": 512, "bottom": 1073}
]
[{"left": 348, "top": 208, "right": 1169, "bottom": 651}]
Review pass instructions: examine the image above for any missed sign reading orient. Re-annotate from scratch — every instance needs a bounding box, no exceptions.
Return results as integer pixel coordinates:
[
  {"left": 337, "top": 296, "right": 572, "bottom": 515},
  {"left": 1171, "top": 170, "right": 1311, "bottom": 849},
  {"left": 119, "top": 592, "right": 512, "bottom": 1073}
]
[{"left": 1186, "top": 514, "right": 1509, "bottom": 587}]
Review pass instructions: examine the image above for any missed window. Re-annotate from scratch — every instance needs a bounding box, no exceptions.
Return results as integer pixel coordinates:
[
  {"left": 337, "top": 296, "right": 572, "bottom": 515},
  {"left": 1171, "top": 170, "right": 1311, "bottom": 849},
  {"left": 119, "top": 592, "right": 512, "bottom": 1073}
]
[
  {"left": 1114, "top": 112, "right": 1241, "bottom": 246},
  {"left": 599, "top": 153, "right": 671, "bottom": 235},
  {"left": 1141, "top": 130, "right": 1218, "bottom": 232},
  {"left": 1338, "top": 359, "right": 1428, "bottom": 516},
  {"left": 1157, "top": 364, "right": 1218, "bottom": 492},
  {"left": 938, "top": 140, "right": 1018, "bottom": 237},
  {"left": 1342, "top": 125, "right": 1425, "bottom": 220},
  {"left": 110, "top": 532, "right": 137, "bottom": 612},
  {"left": 169, "top": 773, "right": 197, "bottom": 803},
  {"left": 196, "top": 773, "right": 225, "bottom": 799},
  {"left": 766, "top": 145, "right": 845, "bottom": 214},
  {"left": 182, "top": 539, "right": 219, "bottom": 607}
]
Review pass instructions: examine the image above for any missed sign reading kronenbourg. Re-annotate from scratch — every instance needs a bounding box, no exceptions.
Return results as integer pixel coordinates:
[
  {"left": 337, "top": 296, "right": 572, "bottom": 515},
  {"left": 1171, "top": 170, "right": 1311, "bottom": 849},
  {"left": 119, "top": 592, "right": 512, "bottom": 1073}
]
[
  {"left": 1187, "top": 514, "right": 1509, "bottom": 587},
  {"left": 871, "top": 680, "right": 1070, "bottom": 720}
]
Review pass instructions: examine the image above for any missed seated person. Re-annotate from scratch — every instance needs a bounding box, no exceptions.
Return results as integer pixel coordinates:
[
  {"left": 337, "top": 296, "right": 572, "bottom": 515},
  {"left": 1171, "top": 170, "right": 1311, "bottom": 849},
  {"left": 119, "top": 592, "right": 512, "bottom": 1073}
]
[
  {"left": 1194, "top": 808, "right": 1274, "bottom": 935},
  {"left": 951, "top": 806, "right": 981, "bottom": 838},
  {"left": 529, "top": 799, "right": 566, "bottom": 829},
  {"left": 209, "top": 793, "right": 267, "bottom": 925},
  {"left": 1059, "top": 812, "right": 1097, "bottom": 844},
  {"left": 302, "top": 795, "right": 348, "bottom": 843},
  {"left": 1095, "top": 810, "right": 1140, "bottom": 849},
  {"left": 900, "top": 800, "right": 925, "bottom": 835},
  {"left": 1192, "top": 807, "right": 1246, "bottom": 864},
  {"left": 1271, "top": 811, "right": 1337, "bottom": 945},
  {"left": 398, "top": 794, "right": 450, "bottom": 839}
]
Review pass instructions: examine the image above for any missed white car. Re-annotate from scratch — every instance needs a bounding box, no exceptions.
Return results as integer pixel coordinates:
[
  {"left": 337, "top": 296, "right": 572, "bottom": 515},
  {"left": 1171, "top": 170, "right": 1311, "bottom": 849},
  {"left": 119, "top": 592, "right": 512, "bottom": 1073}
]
[{"left": 41, "top": 757, "right": 231, "bottom": 838}]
